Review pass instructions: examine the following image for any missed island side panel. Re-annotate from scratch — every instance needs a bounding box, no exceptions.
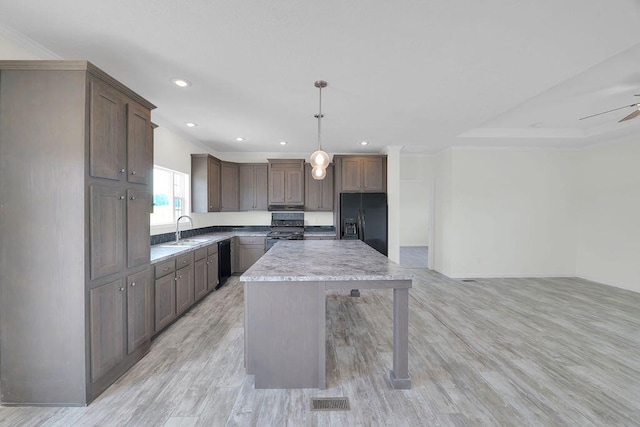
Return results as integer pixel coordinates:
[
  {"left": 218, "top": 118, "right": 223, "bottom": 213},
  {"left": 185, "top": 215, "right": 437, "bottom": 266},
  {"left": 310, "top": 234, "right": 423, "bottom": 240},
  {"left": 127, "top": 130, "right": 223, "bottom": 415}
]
[{"left": 245, "top": 280, "right": 326, "bottom": 389}]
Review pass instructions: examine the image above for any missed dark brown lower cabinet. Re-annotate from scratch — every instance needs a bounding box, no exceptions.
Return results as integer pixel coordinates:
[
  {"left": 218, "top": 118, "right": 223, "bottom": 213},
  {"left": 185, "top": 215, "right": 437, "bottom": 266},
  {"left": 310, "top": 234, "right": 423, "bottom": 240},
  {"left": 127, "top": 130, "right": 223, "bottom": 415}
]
[
  {"left": 194, "top": 256, "right": 208, "bottom": 301},
  {"left": 154, "top": 273, "right": 176, "bottom": 332},
  {"left": 89, "top": 268, "right": 152, "bottom": 384},
  {"left": 126, "top": 269, "right": 151, "bottom": 354},
  {"left": 175, "top": 263, "right": 195, "bottom": 316},
  {"left": 238, "top": 237, "right": 266, "bottom": 272},
  {"left": 89, "top": 279, "right": 126, "bottom": 383}
]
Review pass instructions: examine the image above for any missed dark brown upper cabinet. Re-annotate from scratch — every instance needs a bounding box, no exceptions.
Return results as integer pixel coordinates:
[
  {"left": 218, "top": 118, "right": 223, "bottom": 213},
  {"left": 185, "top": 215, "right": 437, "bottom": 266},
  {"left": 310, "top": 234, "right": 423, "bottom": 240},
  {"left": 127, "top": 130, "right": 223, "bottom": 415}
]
[
  {"left": 305, "top": 163, "right": 334, "bottom": 211},
  {"left": 220, "top": 161, "right": 239, "bottom": 211},
  {"left": 191, "top": 154, "right": 221, "bottom": 212},
  {"left": 239, "top": 163, "right": 268, "bottom": 211},
  {"left": 268, "top": 159, "right": 305, "bottom": 206},
  {"left": 337, "top": 155, "right": 386, "bottom": 193}
]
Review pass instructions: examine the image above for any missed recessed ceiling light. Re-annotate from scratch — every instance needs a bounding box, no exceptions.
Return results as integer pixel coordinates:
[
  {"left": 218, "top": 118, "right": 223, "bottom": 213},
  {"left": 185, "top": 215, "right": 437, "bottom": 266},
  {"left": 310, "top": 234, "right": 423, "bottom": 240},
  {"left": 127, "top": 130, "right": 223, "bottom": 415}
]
[
  {"left": 279, "top": 141, "right": 287, "bottom": 145},
  {"left": 236, "top": 137, "right": 244, "bottom": 142},
  {"left": 171, "top": 78, "right": 191, "bottom": 87},
  {"left": 185, "top": 122, "right": 197, "bottom": 128},
  {"left": 360, "top": 141, "right": 369, "bottom": 146}
]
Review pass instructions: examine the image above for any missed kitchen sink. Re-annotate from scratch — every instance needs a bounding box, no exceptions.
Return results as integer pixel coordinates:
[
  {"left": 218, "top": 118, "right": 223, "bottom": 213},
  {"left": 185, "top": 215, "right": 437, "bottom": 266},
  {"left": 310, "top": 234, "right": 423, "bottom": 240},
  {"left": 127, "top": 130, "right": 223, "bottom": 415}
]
[{"left": 160, "top": 238, "right": 211, "bottom": 247}]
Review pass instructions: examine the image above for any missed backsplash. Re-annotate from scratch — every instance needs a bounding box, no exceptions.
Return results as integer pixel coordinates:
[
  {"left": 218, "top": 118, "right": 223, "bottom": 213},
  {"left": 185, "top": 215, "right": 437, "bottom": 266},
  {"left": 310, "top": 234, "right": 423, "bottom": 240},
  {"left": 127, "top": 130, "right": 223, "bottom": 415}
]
[{"left": 150, "top": 225, "right": 336, "bottom": 245}]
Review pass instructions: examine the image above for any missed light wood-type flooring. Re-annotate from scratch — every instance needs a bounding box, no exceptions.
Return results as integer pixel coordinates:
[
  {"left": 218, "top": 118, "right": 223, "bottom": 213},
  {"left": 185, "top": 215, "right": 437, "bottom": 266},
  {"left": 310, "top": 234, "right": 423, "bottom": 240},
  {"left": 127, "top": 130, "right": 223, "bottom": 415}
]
[
  {"left": 400, "top": 246, "right": 429, "bottom": 269},
  {"left": 1, "top": 269, "right": 640, "bottom": 426}
]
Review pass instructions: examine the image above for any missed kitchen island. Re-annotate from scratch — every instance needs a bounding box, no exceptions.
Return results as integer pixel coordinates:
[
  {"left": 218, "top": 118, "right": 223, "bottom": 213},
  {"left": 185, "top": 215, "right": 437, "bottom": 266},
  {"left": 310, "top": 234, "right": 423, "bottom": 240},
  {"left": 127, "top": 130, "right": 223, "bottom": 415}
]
[{"left": 240, "top": 240, "right": 413, "bottom": 390}]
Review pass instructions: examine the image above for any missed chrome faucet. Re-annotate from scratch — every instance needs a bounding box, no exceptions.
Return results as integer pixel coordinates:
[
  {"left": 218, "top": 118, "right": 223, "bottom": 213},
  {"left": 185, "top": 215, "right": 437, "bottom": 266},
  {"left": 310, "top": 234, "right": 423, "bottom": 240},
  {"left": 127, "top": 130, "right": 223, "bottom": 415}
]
[{"left": 175, "top": 215, "right": 194, "bottom": 243}]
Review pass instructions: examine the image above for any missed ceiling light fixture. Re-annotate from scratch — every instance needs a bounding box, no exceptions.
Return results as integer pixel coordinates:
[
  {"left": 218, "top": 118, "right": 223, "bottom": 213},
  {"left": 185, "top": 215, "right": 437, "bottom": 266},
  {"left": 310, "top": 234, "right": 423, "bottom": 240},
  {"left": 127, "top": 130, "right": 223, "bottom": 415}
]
[
  {"left": 171, "top": 78, "right": 191, "bottom": 88},
  {"left": 236, "top": 137, "right": 244, "bottom": 142},
  {"left": 360, "top": 141, "right": 369, "bottom": 146},
  {"left": 310, "top": 80, "right": 331, "bottom": 180},
  {"left": 185, "top": 122, "right": 197, "bottom": 127},
  {"left": 279, "top": 141, "right": 287, "bottom": 145}
]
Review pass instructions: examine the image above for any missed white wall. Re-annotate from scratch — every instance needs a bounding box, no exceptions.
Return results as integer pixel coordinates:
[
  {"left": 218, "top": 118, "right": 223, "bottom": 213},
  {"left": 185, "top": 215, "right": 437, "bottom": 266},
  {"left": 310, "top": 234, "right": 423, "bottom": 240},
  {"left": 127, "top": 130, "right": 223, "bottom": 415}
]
[
  {"left": 432, "top": 149, "right": 454, "bottom": 275},
  {"left": 575, "top": 136, "right": 640, "bottom": 293},
  {"left": 386, "top": 147, "right": 402, "bottom": 263},
  {"left": 448, "top": 148, "right": 577, "bottom": 278},
  {"left": 399, "top": 155, "right": 432, "bottom": 246},
  {"left": 151, "top": 124, "right": 333, "bottom": 235}
]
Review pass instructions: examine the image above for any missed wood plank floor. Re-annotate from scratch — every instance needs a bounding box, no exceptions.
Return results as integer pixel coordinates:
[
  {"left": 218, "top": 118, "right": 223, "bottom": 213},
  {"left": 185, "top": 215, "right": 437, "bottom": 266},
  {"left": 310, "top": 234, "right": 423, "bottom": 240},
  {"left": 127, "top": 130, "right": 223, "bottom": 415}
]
[
  {"left": 2, "top": 269, "right": 640, "bottom": 426},
  {"left": 400, "top": 246, "right": 429, "bottom": 269}
]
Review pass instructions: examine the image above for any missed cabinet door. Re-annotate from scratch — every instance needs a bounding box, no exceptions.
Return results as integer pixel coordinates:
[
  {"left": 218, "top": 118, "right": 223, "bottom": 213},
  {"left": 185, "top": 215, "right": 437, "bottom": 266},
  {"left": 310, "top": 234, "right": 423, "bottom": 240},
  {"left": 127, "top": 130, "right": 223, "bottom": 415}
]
[
  {"left": 238, "top": 245, "right": 265, "bottom": 272},
  {"left": 286, "top": 169, "right": 304, "bottom": 204},
  {"left": 90, "top": 278, "right": 126, "bottom": 382},
  {"left": 194, "top": 257, "right": 208, "bottom": 301},
  {"left": 363, "top": 157, "right": 385, "bottom": 191},
  {"left": 126, "top": 103, "right": 153, "bottom": 185},
  {"left": 175, "top": 264, "right": 194, "bottom": 315},
  {"left": 341, "top": 157, "right": 362, "bottom": 191},
  {"left": 127, "top": 269, "right": 151, "bottom": 354},
  {"left": 269, "top": 168, "right": 286, "bottom": 204},
  {"left": 154, "top": 273, "right": 176, "bottom": 332},
  {"left": 89, "top": 80, "right": 126, "bottom": 181},
  {"left": 127, "top": 189, "right": 151, "bottom": 268},
  {"left": 208, "top": 157, "right": 221, "bottom": 212},
  {"left": 239, "top": 164, "right": 255, "bottom": 211},
  {"left": 207, "top": 254, "right": 219, "bottom": 291},
  {"left": 90, "top": 186, "right": 126, "bottom": 280},
  {"left": 254, "top": 164, "right": 268, "bottom": 210},
  {"left": 220, "top": 162, "right": 239, "bottom": 211},
  {"left": 305, "top": 164, "right": 334, "bottom": 211}
]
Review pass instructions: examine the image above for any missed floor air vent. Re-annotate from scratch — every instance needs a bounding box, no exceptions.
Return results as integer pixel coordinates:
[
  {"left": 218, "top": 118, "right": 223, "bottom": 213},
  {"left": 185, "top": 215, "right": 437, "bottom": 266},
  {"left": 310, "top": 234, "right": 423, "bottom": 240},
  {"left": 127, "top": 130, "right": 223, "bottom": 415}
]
[
  {"left": 311, "top": 397, "right": 350, "bottom": 411},
  {"left": 461, "top": 279, "right": 477, "bottom": 283}
]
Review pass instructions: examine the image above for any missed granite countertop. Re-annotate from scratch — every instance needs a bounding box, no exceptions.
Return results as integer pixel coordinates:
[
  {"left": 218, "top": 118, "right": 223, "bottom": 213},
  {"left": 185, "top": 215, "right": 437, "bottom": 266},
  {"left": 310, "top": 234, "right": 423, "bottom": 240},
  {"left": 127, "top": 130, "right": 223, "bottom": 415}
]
[
  {"left": 303, "top": 231, "right": 337, "bottom": 238},
  {"left": 240, "top": 240, "right": 414, "bottom": 282},
  {"left": 150, "top": 231, "right": 268, "bottom": 264}
]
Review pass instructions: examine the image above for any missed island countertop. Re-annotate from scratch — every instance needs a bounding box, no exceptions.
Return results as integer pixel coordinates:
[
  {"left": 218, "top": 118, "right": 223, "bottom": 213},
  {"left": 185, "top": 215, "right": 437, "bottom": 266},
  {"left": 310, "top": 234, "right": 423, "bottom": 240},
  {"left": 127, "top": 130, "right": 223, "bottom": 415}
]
[{"left": 241, "top": 240, "right": 414, "bottom": 282}]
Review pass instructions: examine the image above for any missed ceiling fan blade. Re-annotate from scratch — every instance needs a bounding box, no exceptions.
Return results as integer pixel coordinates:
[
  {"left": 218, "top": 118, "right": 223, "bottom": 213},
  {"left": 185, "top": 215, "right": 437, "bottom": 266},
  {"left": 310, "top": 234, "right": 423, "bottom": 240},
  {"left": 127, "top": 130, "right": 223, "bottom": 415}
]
[
  {"left": 579, "top": 103, "right": 637, "bottom": 120},
  {"left": 618, "top": 109, "right": 640, "bottom": 122}
]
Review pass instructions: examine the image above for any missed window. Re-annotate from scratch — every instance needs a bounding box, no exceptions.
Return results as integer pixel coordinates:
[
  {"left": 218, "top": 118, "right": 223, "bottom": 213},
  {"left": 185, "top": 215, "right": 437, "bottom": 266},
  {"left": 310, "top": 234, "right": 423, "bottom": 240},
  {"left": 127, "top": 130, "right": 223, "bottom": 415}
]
[{"left": 151, "top": 166, "right": 188, "bottom": 226}]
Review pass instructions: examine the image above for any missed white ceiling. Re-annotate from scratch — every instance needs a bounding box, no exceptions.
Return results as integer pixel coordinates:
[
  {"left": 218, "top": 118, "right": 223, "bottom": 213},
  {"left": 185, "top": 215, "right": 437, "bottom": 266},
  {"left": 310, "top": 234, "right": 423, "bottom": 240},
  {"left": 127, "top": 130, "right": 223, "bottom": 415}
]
[{"left": 1, "top": 0, "right": 640, "bottom": 155}]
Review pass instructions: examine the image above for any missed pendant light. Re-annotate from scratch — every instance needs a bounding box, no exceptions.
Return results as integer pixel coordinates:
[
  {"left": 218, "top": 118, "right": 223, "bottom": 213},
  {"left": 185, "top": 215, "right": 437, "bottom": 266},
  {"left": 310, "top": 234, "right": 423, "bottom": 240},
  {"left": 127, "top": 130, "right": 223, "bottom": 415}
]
[{"left": 310, "top": 80, "right": 330, "bottom": 179}]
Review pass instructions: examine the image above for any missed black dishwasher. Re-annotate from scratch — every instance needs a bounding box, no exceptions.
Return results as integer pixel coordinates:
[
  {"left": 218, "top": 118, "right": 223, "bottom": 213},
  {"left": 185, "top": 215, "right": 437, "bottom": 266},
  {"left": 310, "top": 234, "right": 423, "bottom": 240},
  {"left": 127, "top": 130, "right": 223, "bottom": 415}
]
[{"left": 217, "top": 239, "right": 231, "bottom": 289}]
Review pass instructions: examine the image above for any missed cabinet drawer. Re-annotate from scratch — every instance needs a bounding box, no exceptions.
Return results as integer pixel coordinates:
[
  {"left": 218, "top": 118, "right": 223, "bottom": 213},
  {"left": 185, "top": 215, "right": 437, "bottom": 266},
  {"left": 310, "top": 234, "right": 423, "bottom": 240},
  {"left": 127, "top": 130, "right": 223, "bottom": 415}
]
[
  {"left": 238, "top": 236, "right": 265, "bottom": 245},
  {"left": 155, "top": 260, "right": 175, "bottom": 278},
  {"left": 194, "top": 247, "right": 208, "bottom": 261},
  {"left": 176, "top": 252, "right": 193, "bottom": 268},
  {"left": 207, "top": 243, "right": 219, "bottom": 256}
]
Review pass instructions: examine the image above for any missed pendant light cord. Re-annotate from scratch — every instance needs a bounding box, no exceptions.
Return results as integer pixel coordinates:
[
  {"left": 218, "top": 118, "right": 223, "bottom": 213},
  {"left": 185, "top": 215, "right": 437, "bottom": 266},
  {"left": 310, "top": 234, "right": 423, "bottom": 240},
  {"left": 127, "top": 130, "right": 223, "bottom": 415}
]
[{"left": 317, "top": 85, "right": 323, "bottom": 151}]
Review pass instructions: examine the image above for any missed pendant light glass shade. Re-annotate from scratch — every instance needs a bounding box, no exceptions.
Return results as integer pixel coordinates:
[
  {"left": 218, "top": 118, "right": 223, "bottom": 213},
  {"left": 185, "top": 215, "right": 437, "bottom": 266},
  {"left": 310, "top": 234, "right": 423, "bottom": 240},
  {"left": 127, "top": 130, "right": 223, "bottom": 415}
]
[
  {"left": 309, "top": 80, "right": 329, "bottom": 180},
  {"left": 311, "top": 166, "right": 327, "bottom": 180},
  {"left": 309, "top": 149, "right": 330, "bottom": 169}
]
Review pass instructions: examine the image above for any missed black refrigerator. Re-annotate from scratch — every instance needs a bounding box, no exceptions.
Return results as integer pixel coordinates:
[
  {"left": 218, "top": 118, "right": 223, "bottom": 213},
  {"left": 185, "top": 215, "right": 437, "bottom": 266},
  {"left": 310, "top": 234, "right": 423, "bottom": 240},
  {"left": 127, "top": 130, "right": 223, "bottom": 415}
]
[{"left": 340, "top": 192, "right": 388, "bottom": 256}]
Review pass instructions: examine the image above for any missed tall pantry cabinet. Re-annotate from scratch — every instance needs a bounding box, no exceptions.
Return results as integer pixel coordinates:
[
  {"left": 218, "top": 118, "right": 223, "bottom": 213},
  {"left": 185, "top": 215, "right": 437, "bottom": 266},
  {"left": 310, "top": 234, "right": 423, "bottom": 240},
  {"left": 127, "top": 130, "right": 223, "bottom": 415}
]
[{"left": 0, "top": 61, "right": 155, "bottom": 405}]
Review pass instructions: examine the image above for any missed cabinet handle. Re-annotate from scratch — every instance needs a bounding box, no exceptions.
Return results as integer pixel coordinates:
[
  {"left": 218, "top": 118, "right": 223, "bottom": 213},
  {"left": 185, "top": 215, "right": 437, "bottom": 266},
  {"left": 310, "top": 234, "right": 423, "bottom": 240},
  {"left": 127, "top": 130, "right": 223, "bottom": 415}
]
[
  {"left": 183, "top": 260, "right": 187, "bottom": 264},
  {"left": 130, "top": 282, "right": 136, "bottom": 287},
  {"left": 178, "top": 275, "right": 183, "bottom": 279},
  {"left": 130, "top": 196, "right": 136, "bottom": 200},
  {"left": 119, "top": 196, "right": 125, "bottom": 200},
  {"left": 119, "top": 168, "right": 125, "bottom": 173},
  {"left": 174, "top": 277, "right": 178, "bottom": 281},
  {"left": 163, "top": 267, "right": 169, "bottom": 271},
  {"left": 119, "top": 287, "right": 125, "bottom": 291},
  {"left": 131, "top": 171, "right": 137, "bottom": 175}
]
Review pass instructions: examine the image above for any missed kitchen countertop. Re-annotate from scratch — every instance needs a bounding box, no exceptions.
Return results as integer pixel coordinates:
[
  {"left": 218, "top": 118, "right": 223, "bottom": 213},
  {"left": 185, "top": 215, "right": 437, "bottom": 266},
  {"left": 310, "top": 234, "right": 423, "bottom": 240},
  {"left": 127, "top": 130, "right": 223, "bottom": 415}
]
[
  {"left": 303, "top": 231, "right": 337, "bottom": 238},
  {"left": 241, "top": 240, "right": 414, "bottom": 282},
  {"left": 150, "top": 231, "right": 268, "bottom": 264}
]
